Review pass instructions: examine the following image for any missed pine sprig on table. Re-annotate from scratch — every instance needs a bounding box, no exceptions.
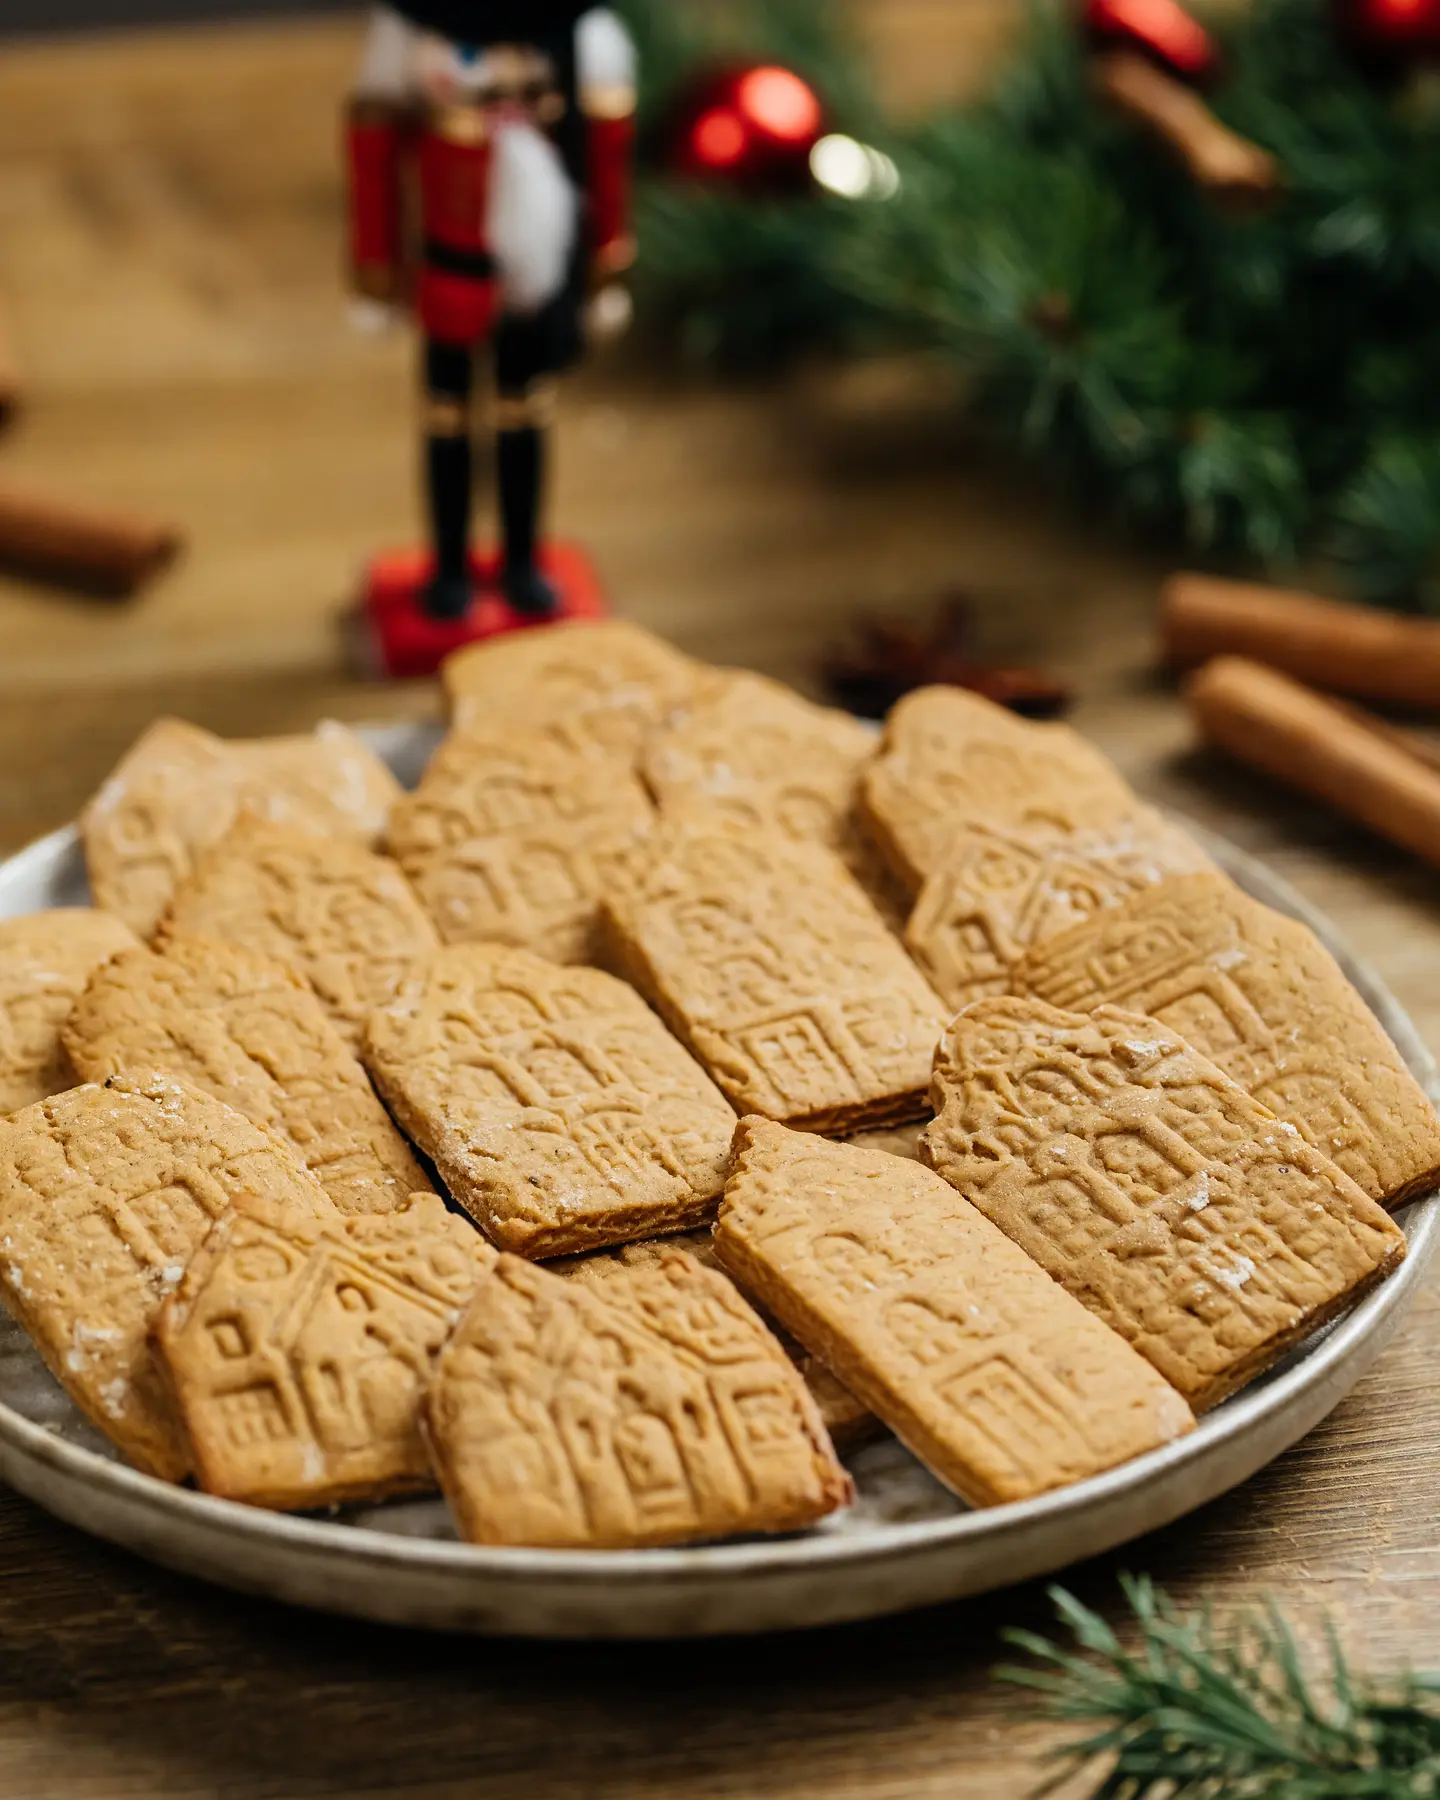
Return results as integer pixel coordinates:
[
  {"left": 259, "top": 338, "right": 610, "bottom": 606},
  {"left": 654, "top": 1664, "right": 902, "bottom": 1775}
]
[{"left": 1000, "top": 1574, "right": 1440, "bottom": 1797}]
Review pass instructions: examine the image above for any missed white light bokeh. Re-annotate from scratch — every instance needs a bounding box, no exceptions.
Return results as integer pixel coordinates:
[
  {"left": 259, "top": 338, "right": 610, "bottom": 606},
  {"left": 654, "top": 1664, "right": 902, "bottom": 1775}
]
[{"left": 809, "top": 134, "right": 901, "bottom": 200}]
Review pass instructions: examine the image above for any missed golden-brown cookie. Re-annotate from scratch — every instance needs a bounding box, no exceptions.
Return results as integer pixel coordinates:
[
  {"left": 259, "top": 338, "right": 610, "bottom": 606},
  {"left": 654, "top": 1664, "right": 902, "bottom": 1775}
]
[
  {"left": 923, "top": 999, "right": 1407, "bottom": 1408},
  {"left": 153, "top": 1192, "right": 495, "bottom": 1510},
  {"left": 158, "top": 817, "right": 438, "bottom": 1050},
  {"left": 1019, "top": 872, "right": 1440, "bottom": 1208},
  {"left": 641, "top": 671, "right": 905, "bottom": 927},
  {"left": 906, "top": 811, "right": 1216, "bottom": 1014},
  {"left": 716, "top": 1118, "right": 1196, "bottom": 1507},
  {"left": 81, "top": 719, "right": 234, "bottom": 939},
  {"left": 442, "top": 619, "right": 701, "bottom": 752},
  {"left": 363, "top": 943, "right": 737, "bottom": 1257},
  {"left": 225, "top": 721, "right": 401, "bottom": 843},
  {"left": 859, "top": 687, "right": 1139, "bottom": 896},
  {"left": 554, "top": 1232, "right": 881, "bottom": 1453},
  {"left": 0, "top": 1071, "right": 335, "bottom": 1479},
  {"left": 426, "top": 1249, "right": 854, "bottom": 1548},
  {"left": 82, "top": 719, "right": 402, "bottom": 940},
  {"left": 601, "top": 828, "right": 949, "bottom": 1133},
  {"left": 65, "top": 937, "right": 432, "bottom": 1216},
  {"left": 0, "top": 910, "right": 137, "bottom": 1114},
  {"left": 387, "top": 726, "right": 655, "bottom": 963}
]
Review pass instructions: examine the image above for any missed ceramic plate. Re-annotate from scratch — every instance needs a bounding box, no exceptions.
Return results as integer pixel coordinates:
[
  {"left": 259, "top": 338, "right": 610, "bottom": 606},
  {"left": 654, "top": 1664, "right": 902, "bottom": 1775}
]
[{"left": 0, "top": 722, "right": 1431, "bottom": 1638}]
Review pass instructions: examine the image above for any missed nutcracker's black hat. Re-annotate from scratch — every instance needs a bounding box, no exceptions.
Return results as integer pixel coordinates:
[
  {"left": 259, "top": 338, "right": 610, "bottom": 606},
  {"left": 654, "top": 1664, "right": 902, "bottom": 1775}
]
[{"left": 390, "top": 1, "right": 591, "bottom": 42}]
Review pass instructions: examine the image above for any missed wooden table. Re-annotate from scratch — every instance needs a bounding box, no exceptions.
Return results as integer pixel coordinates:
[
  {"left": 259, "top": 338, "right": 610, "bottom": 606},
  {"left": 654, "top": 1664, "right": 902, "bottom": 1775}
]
[{"left": 0, "top": 11, "right": 1436, "bottom": 1797}]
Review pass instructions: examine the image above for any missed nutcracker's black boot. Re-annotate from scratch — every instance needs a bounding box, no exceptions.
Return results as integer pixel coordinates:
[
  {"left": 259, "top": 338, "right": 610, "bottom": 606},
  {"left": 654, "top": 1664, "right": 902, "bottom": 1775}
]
[
  {"left": 422, "top": 431, "right": 475, "bottom": 621},
  {"left": 498, "top": 424, "right": 558, "bottom": 617},
  {"left": 420, "top": 340, "right": 476, "bottom": 621}
]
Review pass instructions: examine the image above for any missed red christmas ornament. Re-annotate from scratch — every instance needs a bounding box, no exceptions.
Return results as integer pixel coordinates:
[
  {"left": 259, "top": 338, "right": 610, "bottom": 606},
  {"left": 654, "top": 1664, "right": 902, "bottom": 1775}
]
[
  {"left": 1334, "top": 0, "right": 1440, "bottom": 60},
  {"left": 1083, "top": 0, "right": 1221, "bottom": 84},
  {"left": 669, "top": 62, "right": 826, "bottom": 190}
]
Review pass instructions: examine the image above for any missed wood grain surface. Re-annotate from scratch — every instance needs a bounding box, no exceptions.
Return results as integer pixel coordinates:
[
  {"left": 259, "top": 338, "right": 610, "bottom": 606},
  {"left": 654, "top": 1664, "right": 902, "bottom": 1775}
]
[{"left": 0, "top": 10, "right": 1437, "bottom": 1798}]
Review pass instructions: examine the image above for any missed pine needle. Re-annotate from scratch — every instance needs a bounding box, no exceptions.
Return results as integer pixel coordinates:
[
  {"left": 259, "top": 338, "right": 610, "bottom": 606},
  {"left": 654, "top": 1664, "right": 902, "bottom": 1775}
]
[{"left": 998, "top": 1574, "right": 1440, "bottom": 1797}]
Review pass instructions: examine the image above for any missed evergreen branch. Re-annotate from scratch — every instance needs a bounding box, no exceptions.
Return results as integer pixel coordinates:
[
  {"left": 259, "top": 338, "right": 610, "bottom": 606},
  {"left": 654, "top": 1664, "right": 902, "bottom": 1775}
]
[
  {"left": 621, "top": 0, "right": 1440, "bottom": 601},
  {"left": 1330, "top": 437, "right": 1440, "bottom": 609},
  {"left": 999, "top": 1574, "right": 1440, "bottom": 1797}
]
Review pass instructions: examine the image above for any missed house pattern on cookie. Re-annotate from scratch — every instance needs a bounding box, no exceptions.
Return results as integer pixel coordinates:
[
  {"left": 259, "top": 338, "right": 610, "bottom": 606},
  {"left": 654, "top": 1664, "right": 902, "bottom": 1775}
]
[
  {"left": 394, "top": 745, "right": 654, "bottom": 957},
  {"left": 437, "top": 1258, "right": 831, "bottom": 1544},
  {"left": 927, "top": 1008, "right": 1402, "bottom": 1398},
  {"left": 624, "top": 838, "right": 943, "bottom": 1124},
  {"left": 1021, "top": 893, "right": 1402, "bottom": 1200},
  {"left": 907, "top": 819, "right": 1213, "bottom": 1011},
  {"left": 720, "top": 1129, "right": 1190, "bottom": 1500},
  {"left": 171, "top": 1213, "right": 474, "bottom": 1481},
  {"left": 424, "top": 966, "right": 730, "bottom": 1198}
]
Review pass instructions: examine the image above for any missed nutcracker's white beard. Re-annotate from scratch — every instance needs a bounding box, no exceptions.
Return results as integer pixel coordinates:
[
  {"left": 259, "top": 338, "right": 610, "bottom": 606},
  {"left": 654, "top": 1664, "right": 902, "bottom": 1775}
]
[{"left": 488, "top": 120, "right": 578, "bottom": 315}]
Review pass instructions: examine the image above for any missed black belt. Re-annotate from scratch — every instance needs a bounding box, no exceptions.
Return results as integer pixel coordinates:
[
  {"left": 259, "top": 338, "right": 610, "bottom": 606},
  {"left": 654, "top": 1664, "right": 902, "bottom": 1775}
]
[{"left": 424, "top": 240, "right": 498, "bottom": 279}]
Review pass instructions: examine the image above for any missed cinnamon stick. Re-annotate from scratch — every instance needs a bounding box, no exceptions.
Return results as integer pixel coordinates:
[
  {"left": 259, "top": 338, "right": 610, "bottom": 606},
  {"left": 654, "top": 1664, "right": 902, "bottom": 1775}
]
[
  {"left": 0, "top": 482, "right": 181, "bottom": 595},
  {"left": 1189, "top": 655, "right": 1440, "bottom": 867},
  {"left": 1092, "top": 51, "right": 1279, "bottom": 207},
  {"left": 1164, "top": 571, "right": 1440, "bottom": 708}
]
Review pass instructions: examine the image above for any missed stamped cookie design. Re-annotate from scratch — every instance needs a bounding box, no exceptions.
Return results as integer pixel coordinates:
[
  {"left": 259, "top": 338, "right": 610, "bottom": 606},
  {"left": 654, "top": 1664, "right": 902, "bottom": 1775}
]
[
  {"left": 82, "top": 719, "right": 401, "bottom": 940},
  {"left": 66, "top": 938, "right": 432, "bottom": 1216},
  {"left": 426, "top": 1249, "right": 854, "bottom": 1548},
  {"left": 717, "top": 1119, "right": 1195, "bottom": 1507},
  {"left": 0, "top": 1071, "right": 335, "bottom": 1479},
  {"left": 224, "top": 721, "right": 401, "bottom": 844},
  {"left": 555, "top": 1232, "right": 880, "bottom": 1452},
  {"left": 0, "top": 910, "right": 137, "bottom": 1115},
  {"left": 82, "top": 719, "right": 235, "bottom": 939},
  {"left": 602, "top": 829, "right": 949, "bottom": 1133},
  {"left": 859, "top": 687, "right": 1139, "bottom": 895},
  {"left": 363, "top": 944, "right": 737, "bottom": 1258},
  {"left": 154, "top": 1193, "right": 495, "bottom": 1510},
  {"left": 641, "top": 671, "right": 905, "bottom": 926},
  {"left": 1019, "top": 873, "right": 1440, "bottom": 1207},
  {"left": 443, "top": 619, "right": 701, "bottom": 752},
  {"left": 387, "top": 727, "right": 654, "bottom": 964},
  {"left": 906, "top": 811, "right": 1215, "bottom": 1013},
  {"left": 923, "top": 1000, "right": 1407, "bottom": 1407},
  {"left": 158, "top": 817, "right": 438, "bottom": 1050}
]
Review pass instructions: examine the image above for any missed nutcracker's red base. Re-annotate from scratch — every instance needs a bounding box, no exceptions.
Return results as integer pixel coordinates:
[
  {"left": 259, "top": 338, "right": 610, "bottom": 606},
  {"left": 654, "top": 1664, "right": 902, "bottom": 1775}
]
[{"left": 358, "top": 544, "right": 610, "bottom": 680}]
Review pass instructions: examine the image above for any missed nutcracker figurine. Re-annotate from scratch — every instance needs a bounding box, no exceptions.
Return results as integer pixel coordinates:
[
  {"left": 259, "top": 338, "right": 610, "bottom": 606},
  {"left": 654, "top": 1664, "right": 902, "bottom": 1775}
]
[
  {"left": 1083, "top": 0, "right": 1279, "bottom": 206},
  {"left": 346, "top": 2, "right": 637, "bottom": 677}
]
